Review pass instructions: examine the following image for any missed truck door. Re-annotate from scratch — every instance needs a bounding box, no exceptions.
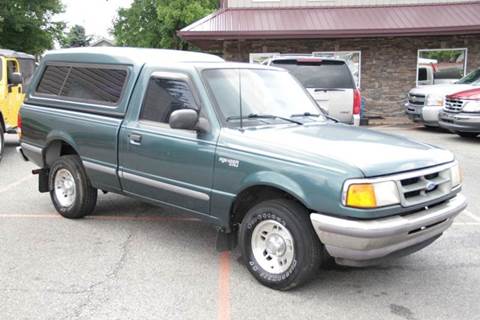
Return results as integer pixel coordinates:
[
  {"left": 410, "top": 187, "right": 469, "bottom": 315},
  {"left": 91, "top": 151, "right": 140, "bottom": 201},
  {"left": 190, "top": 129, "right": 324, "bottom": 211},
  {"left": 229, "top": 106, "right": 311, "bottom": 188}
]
[
  {"left": 3, "top": 59, "right": 24, "bottom": 128},
  {"left": 118, "top": 72, "right": 217, "bottom": 216}
]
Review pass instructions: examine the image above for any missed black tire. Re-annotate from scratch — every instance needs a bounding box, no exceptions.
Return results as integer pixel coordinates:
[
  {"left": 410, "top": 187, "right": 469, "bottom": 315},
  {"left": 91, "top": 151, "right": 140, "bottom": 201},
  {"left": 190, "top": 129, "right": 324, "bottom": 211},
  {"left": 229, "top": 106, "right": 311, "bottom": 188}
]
[
  {"left": 49, "top": 155, "right": 97, "bottom": 219},
  {"left": 239, "top": 199, "right": 324, "bottom": 291},
  {"left": 0, "top": 125, "right": 4, "bottom": 163},
  {"left": 457, "top": 132, "right": 479, "bottom": 138}
]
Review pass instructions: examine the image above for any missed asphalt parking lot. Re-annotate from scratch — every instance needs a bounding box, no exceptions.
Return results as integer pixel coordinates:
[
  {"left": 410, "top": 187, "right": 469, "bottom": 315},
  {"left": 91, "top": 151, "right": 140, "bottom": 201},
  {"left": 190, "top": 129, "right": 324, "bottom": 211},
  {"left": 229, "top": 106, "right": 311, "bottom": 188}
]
[{"left": 0, "top": 126, "right": 479, "bottom": 320}]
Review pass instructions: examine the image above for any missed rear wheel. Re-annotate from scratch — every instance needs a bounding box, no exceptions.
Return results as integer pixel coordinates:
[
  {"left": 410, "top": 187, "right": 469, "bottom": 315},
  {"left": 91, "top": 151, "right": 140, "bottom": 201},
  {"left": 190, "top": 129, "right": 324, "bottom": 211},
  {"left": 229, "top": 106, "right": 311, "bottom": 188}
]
[
  {"left": 239, "top": 199, "right": 323, "bottom": 291},
  {"left": 49, "top": 155, "right": 97, "bottom": 219},
  {"left": 0, "top": 125, "right": 4, "bottom": 162},
  {"left": 457, "top": 132, "right": 479, "bottom": 138}
]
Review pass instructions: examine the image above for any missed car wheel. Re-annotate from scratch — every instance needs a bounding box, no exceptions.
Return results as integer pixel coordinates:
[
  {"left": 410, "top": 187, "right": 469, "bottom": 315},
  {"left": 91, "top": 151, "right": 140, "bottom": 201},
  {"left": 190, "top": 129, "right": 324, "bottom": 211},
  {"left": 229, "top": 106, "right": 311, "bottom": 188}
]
[
  {"left": 0, "top": 125, "right": 4, "bottom": 162},
  {"left": 457, "top": 132, "right": 479, "bottom": 138},
  {"left": 239, "top": 199, "right": 323, "bottom": 291},
  {"left": 49, "top": 155, "right": 97, "bottom": 219}
]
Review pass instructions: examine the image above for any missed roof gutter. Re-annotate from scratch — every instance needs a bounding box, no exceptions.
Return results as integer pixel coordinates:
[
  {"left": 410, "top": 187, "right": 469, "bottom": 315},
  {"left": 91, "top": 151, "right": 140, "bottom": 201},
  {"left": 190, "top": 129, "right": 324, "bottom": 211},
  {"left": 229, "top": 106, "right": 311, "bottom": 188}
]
[{"left": 178, "top": 26, "right": 480, "bottom": 41}]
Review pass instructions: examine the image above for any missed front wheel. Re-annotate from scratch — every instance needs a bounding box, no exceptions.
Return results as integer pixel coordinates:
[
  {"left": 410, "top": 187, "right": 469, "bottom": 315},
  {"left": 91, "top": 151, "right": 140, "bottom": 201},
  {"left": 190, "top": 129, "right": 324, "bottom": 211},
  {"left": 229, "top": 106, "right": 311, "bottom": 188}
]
[
  {"left": 49, "top": 155, "right": 97, "bottom": 219},
  {"left": 239, "top": 199, "right": 323, "bottom": 290},
  {"left": 457, "top": 132, "right": 479, "bottom": 138}
]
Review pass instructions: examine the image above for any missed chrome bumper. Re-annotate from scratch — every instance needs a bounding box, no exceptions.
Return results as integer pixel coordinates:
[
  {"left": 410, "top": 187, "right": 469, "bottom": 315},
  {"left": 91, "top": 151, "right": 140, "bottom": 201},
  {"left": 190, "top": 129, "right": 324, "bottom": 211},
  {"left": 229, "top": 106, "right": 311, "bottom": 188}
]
[
  {"left": 310, "top": 194, "right": 467, "bottom": 267},
  {"left": 405, "top": 103, "right": 441, "bottom": 126},
  {"left": 439, "top": 112, "right": 480, "bottom": 132}
]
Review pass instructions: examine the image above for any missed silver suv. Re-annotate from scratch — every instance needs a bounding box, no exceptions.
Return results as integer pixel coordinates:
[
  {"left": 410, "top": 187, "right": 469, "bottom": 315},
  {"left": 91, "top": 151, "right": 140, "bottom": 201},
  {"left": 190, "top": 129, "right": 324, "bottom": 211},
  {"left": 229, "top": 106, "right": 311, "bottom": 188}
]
[{"left": 264, "top": 56, "right": 361, "bottom": 126}]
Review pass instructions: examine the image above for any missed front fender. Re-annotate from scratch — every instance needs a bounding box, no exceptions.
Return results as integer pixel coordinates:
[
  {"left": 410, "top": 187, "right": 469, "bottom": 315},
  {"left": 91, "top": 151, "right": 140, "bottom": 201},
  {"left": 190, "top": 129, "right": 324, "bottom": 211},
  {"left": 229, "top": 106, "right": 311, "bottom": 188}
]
[{"left": 238, "top": 170, "right": 310, "bottom": 208}]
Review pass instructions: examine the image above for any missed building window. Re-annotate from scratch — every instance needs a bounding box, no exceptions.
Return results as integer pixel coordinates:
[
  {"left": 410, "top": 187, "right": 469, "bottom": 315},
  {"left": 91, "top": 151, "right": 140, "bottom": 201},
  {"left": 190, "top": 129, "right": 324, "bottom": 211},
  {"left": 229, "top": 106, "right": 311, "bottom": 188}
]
[
  {"left": 417, "top": 48, "right": 467, "bottom": 86},
  {"left": 139, "top": 77, "right": 197, "bottom": 124},
  {"left": 249, "top": 53, "right": 280, "bottom": 65},
  {"left": 313, "top": 51, "right": 361, "bottom": 88}
]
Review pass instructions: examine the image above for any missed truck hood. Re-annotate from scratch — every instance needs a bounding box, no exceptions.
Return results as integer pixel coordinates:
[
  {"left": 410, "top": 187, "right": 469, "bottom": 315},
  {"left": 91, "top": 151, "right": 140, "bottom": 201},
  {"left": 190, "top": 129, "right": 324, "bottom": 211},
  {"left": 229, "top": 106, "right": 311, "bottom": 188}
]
[
  {"left": 448, "top": 87, "right": 480, "bottom": 100},
  {"left": 222, "top": 123, "right": 454, "bottom": 177},
  {"left": 410, "top": 84, "right": 474, "bottom": 96}
]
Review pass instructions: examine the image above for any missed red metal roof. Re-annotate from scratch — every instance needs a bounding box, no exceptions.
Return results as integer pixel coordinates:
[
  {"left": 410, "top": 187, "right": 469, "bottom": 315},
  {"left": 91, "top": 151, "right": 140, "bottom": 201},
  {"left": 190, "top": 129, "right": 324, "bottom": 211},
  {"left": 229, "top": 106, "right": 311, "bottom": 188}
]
[{"left": 179, "top": 2, "right": 480, "bottom": 40}]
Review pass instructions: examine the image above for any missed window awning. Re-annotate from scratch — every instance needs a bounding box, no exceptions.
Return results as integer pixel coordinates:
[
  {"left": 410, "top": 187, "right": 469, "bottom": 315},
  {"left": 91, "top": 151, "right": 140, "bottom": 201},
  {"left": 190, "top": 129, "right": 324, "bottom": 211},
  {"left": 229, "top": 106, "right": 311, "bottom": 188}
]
[{"left": 179, "top": 2, "right": 480, "bottom": 41}]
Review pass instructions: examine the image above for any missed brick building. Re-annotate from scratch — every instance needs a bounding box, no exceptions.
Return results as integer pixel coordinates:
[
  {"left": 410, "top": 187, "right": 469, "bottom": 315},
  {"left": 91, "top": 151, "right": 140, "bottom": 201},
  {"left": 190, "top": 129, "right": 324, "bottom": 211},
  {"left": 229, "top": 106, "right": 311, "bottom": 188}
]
[{"left": 178, "top": 0, "right": 480, "bottom": 123}]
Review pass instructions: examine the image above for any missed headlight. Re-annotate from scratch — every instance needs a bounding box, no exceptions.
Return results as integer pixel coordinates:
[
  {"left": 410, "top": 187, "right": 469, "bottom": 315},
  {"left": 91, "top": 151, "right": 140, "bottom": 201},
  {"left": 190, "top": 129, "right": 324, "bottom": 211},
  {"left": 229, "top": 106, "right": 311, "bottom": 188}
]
[
  {"left": 425, "top": 94, "right": 444, "bottom": 107},
  {"left": 343, "top": 181, "right": 400, "bottom": 209},
  {"left": 450, "top": 163, "right": 463, "bottom": 187},
  {"left": 462, "top": 101, "right": 480, "bottom": 113}
]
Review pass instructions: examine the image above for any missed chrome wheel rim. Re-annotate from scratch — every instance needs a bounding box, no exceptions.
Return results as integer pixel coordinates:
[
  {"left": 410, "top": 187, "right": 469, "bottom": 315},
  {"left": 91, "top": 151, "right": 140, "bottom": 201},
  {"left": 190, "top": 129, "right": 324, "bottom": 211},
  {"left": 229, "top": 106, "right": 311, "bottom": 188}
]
[
  {"left": 54, "top": 169, "right": 76, "bottom": 207},
  {"left": 251, "top": 219, "right": 295, "bottom": 274}
]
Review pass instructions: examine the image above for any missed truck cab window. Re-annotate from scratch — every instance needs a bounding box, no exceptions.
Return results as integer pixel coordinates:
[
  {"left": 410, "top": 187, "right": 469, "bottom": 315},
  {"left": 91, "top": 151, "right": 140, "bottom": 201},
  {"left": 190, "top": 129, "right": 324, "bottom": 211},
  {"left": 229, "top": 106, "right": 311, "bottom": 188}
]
[
  {"left": 139, "top": 77, "right": 197, "bottom": 124},
  {"left": 418, "top": 68, "right": 427, "bottom": 81}
]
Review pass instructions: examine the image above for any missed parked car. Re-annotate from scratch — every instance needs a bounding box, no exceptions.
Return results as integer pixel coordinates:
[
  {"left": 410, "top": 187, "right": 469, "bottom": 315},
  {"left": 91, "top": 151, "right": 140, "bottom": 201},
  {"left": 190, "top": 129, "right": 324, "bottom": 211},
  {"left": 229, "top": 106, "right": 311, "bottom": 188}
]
[
  {"left": 0, "top": 49, "right": 36, "bottom": 161},
  {"left": 439, "top": 87, "right": 480, "bottom": 138},
  {"left": 405, "top": 68, "right": 480, "bottom": 127},
  {"left": 263, "top": 56, "right": 361, "bottom": 126},
  {"left": 19, "top": 48, "right": 466, "bottom": 290}
]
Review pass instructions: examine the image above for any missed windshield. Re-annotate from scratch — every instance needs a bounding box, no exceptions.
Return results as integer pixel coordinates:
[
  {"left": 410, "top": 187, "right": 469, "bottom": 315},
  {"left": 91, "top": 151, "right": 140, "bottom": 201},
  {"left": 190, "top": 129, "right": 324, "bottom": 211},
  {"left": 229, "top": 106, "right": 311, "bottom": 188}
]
[
  {"left": 203, "top": 68, "right": 325, "bottom": 127},
  {"left": 456, "top": 69, "right": 480, "bottom": 84},
  {"left": 271, "top": 60, "right": 356, "bottom": 89}
]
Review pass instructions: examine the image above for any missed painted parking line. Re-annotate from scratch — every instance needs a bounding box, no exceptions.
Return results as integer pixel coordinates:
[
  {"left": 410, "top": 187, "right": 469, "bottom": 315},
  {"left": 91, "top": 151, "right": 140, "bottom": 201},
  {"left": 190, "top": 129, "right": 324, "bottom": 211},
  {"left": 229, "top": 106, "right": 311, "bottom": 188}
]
[
  {"left": 453, "top": 222, "right": 480, "bottom": 226},
  {"left": 0, "top": 174, "right": 34, "bottom": 194},
  {"left": 463, "top": 210, "right": 480, "bottom": 223},
  {"left": 0, "top": 213, "right": 201, "bottom": 222},
  {"left": 218, "top": 251, "right": 231, "bottom": 320}
]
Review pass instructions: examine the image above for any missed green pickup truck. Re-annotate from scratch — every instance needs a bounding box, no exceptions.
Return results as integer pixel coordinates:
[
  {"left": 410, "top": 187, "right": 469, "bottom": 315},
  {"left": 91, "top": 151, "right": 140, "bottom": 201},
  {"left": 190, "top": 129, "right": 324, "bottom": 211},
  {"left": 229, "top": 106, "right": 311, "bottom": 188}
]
[{"left": 18, "top": 48, "right": 467, "bottom": 290}]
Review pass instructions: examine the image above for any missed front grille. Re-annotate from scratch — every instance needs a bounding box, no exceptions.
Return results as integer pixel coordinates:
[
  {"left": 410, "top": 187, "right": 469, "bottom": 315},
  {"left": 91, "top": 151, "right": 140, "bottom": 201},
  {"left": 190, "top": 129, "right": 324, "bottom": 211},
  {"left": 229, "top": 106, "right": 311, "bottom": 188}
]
[
  {"left": 444, "top": 98, "right": 464, "bottom": 113},
  {"left": 408, "top": 94, "right": 426, "bottom": 106},
  {"left": 396, "top": 165, "right": 452, "bottom": 207}
]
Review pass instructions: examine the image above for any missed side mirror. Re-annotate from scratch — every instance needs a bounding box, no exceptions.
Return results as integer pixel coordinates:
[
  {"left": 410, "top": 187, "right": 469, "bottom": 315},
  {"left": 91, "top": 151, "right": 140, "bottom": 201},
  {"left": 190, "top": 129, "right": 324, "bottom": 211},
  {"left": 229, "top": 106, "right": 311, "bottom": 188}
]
[
  {"left": 169, "top": 109, "right": 199, "bottom": 130},
  {"left": 9, "top": 72, "right": 23, "bottom": 86}
]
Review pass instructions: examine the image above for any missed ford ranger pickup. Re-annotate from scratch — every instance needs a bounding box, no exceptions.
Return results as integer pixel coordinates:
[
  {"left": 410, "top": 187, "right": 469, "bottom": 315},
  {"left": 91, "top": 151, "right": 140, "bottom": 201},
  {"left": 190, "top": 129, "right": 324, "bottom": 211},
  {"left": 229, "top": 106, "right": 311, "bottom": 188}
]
[{"left": 18, "top": 48, "right": 467, "bottom": 290}]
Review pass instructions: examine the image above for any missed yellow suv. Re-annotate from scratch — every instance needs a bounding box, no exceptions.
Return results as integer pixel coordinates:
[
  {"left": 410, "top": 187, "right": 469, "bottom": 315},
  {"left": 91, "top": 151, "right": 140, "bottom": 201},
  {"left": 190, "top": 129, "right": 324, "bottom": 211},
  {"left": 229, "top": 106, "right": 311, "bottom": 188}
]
[{"left": 0, "top": 49, "right": 35, "bottom": 161}]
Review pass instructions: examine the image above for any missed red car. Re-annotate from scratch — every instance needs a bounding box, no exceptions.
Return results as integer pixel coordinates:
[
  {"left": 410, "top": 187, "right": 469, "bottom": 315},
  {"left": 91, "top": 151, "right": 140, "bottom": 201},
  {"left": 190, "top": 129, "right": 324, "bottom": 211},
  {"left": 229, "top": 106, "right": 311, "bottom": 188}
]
[{"left": 439, "top": 87, "right": 480, "bottom": 138}]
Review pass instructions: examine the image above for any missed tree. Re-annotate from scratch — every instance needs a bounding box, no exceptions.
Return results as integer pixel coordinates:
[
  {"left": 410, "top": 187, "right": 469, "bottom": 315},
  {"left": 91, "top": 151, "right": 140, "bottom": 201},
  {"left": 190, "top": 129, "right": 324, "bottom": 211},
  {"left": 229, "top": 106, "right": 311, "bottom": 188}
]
[
  {"left": 112, "top": 0, "right": 217, "bottom": 50},
  {"left": 0, "top": 0, "right": 64, "bottom": 55},
  {"left": 60, "top": 25, "right": 92, "bottom": 48}
]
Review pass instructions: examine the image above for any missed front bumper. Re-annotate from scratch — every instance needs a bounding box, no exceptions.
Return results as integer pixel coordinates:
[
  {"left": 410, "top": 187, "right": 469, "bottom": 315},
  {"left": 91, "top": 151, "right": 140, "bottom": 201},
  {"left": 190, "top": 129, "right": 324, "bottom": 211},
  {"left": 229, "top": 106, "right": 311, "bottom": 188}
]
[
  {"left": 405, "top": 103, "right": 441, "bottom": 126},
  {"left": 310, "top": 194, "right": 467, "bottom": 267},
  {"left": 439, "top": 112, "right": 480, "bottom": 133}
]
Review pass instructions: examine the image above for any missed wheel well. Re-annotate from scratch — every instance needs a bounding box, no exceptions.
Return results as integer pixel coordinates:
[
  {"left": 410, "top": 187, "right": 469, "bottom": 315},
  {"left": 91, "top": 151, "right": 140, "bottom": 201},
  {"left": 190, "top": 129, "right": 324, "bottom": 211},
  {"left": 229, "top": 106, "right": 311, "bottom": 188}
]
[
  {"left": 0, "top": 112, "right": 5, "bottom": 132},
  {"left": 44, "top": 140, "right": 78, "bottom": 167},
  {"left": 230, "top": 185, "right": 308, "bottom": 226}
]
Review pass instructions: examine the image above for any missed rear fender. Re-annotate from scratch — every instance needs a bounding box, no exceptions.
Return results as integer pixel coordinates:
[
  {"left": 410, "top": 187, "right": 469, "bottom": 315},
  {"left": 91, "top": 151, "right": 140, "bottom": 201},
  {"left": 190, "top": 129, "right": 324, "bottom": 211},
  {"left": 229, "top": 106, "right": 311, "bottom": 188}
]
[{"left": 43, "top": 131, "right": 79, "bottom": 167}]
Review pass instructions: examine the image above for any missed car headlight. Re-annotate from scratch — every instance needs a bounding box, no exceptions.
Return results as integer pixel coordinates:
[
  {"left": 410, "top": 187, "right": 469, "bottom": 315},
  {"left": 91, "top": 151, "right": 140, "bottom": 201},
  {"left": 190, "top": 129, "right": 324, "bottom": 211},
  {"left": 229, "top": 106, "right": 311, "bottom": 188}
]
[
  {"left": 450, "top": 163, "right": 463, "bottom": 187},
  {"left": 462, "top": 101, "right": 480, "bottom": 113},
  {"left": 343, "top": 180, "right": 400, "bottom": 209},
  {"left": 425, "top": 94, "right": 444, "bottom": 107}
]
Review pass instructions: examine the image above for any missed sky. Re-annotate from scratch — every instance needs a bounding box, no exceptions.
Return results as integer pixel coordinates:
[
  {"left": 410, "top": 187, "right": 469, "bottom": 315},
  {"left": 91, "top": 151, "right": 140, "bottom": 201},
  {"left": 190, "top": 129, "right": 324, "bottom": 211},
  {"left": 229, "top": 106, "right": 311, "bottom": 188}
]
[{"left": 55, "top": 0, "right": 134, "bottom": 41}]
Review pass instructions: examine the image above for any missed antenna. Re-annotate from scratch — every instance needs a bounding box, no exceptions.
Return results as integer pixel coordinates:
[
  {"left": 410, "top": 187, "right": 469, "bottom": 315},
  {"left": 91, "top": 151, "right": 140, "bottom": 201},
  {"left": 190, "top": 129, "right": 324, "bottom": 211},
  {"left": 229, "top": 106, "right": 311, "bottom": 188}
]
[{"left": 239, "top": 70, "right": 243, "bottom": 130}]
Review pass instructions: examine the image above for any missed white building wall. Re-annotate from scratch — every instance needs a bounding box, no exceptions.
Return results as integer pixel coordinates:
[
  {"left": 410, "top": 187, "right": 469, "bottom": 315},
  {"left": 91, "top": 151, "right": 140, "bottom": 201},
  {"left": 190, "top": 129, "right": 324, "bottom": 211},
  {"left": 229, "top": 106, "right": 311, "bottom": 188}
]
[{"left": 227, "top": 0, "right": 476, "bottom": 8}]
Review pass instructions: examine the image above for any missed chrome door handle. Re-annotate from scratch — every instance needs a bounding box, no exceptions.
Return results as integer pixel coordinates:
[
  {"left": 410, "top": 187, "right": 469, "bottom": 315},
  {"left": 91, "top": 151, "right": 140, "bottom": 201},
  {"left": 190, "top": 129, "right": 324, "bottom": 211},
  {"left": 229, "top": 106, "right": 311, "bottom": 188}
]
[{"left": 129, "top": 133, "right": 142, "bottom": 145}]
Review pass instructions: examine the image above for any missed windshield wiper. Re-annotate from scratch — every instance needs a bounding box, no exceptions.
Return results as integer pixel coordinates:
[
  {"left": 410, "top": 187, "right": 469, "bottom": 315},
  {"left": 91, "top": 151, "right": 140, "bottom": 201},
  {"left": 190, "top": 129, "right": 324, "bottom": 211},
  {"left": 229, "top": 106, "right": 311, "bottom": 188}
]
[
  {"left": 291, "top": 112, "right": 338, "bottom": 123},
  {"left": 226, "top": 113, "right": 303, "bottom": 125}
]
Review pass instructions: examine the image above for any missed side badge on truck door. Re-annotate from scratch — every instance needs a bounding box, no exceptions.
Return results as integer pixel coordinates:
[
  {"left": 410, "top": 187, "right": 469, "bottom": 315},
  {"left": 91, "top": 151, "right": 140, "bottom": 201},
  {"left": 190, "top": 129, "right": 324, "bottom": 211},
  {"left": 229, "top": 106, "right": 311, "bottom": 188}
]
[{"left": 219, "top": 157, "right": 240, "bottom": 168}]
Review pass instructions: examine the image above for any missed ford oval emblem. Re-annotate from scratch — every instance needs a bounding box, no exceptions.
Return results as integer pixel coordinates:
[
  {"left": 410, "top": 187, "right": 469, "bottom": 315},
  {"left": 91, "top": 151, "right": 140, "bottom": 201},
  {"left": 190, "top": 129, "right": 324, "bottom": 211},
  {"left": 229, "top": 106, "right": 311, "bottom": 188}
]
[{"left": 425, "top": 181, "right": 437, "bottom": 192}]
